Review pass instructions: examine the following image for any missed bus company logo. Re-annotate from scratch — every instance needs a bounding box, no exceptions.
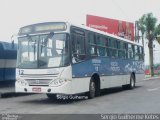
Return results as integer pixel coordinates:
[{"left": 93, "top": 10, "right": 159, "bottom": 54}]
[
  {"left": 111, "top": 62, "right": 118, "bottom": 67},
  {"left": 36, "top": 80, "right": 40, "bottom": 84},
  {"left": 92, "top": 59, "right": 101, "bottom": 64},
  {"left": 133, "top": 61, "right": 144, "bottom": 73},
  {"left": 111, "top": 62, "right": 120, "bottom": 72},
  {"left": 124, "top": 64, "right": 133, "bottom": 72}
]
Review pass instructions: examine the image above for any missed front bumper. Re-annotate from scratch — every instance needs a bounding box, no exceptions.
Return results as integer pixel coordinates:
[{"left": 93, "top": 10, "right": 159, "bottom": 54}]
[{"left": 15, "top": 81, "right": 72, "bottom": 94}]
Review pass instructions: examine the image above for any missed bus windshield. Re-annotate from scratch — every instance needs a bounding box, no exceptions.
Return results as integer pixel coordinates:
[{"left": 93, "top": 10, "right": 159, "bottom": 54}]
[{"left": 17, "top": 33, "right": 70, "bottom": 68}]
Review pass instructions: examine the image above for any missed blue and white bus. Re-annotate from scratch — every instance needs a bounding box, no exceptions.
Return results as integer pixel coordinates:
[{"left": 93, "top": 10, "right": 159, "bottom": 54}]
[
  {"left": 15, "top": 22, "right": 144, "bottom": 99},
  {"left": 0, "top": 41, "right": 17, "bottom": 81}
]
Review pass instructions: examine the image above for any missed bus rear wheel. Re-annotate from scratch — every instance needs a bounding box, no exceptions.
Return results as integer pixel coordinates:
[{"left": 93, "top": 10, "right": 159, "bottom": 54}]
[
  {"left": 122, "top": 74, "right": 135, "bottom": 90},
  {"left": 128, "top": 74, "right": 135, "bottom": 89}
]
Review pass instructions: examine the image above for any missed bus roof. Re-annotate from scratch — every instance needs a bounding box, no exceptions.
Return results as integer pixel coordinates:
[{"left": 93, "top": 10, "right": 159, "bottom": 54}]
[
  {"left": 18, "top": 21, "right": 142, "bottom": 46},
  {"left": 68, "top": 22, "right": 143, "bottom": 46}
]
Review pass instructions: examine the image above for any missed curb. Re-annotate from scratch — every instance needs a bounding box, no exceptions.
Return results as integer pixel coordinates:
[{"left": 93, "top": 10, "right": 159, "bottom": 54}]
[
  {"left": 0, "top": 92, "right": 16, "bottom": 98},
  {"left": 144, "top": 76, "right": 160, "bottom": 81},
  {"left": 0, "top": 92, "right": 33, "bottom": 98}
]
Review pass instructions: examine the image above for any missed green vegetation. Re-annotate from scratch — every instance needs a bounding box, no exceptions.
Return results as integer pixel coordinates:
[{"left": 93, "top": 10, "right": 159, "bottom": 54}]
[{"left": 138, "top": 13, "right": 160, "bottom": 76}]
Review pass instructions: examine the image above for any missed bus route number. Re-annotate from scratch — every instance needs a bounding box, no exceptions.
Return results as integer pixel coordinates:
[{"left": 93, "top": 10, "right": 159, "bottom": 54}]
[{"left": 19, "top": 69, "right": 24, "bottom": 75}]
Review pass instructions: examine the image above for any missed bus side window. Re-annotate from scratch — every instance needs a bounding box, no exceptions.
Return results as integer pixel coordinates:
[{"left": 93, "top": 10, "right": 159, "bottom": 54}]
[
  {"left": 105, "top": 38, "right": 109, "bottom": 57},
  {"left": 134, "top": 45, "right": 139, "bottom": 60},
  {"left": 71, "top": 32, "right": 86, "bottom": 63},
  {"left": 90, "top": 46, "right": 96, "bottom": 55},
  {"left": 97, "top": 35, "right": 105, "bottom": 56},
  {"left": 112, "top": 39, "right": 118, "bottom": 58},
  {"left": 88, "top": 32, "right": 97, "bottom": 56},
  {"left": 128, "top": 43, "right": 134, "bottom": 59},
  {"left": 123, "top": 43, "right": 128, "bottom": 59},
  {"left": 118, "top": 41, "right": 124, "bottom": 59}
]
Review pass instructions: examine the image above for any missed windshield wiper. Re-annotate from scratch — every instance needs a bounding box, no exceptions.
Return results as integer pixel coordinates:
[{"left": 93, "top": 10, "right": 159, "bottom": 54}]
[
  {"left": 38, "top": 59, "right": 48, "bottom": 67},
  {"left": 43, "top": 32, "right": 54, "bottom": 46},
  {"left": 26, "top": 34, "right": 33, "bottom": 42}
]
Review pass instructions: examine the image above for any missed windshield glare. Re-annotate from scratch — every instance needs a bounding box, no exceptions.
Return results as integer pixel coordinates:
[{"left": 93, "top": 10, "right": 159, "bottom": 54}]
[{"left": 17, "top": 33, "right": 70, "bottom": 68}]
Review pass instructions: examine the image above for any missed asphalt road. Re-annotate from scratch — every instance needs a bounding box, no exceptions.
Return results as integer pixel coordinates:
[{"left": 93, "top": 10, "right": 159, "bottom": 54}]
[{"left": 0, "top": 78, "right": 160, "bottom": 114}]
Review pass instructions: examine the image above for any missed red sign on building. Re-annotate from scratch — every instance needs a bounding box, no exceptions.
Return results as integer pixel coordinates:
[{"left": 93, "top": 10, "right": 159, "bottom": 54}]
[{"left": 86, "top": 15, "right": 134, "bottom": 41}]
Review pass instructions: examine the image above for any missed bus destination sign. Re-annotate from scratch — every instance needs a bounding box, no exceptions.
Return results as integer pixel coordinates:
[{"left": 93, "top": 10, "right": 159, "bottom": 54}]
[{"left": 19, "top": 22, "right": 67, "bottom": 35}]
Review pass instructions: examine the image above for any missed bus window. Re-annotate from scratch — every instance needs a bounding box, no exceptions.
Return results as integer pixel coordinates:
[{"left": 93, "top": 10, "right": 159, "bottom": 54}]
[
  {"left": 113, "top": 39, "right": 118, "bottom": 48},
  {"left": 120, "top": 41, "right": 123, "bottom": 49},
  {"left": 71, "top": 32, "right": 86, "bottom": 63},
  {"left": 105, "top": 38, "right": 108, "bottom": 47},
  {"left": 112, "top": 49, "right": 118, "bottom": 58},
  {"left": 97, "top": 47, "right": 105, "bottom": 56},
  {"left": 123, "top": 43, "right": 128, "bottom": 59},
  {"left": 118, "top": 41, "right": 125, "bottom": 59},
  {"left": 97, "top": 35, "right": 106, "bottom": 56},
  {"left": 134, "top": 45, "right": 139, "bottom": 60},
  {"left": 111, "top": 39, "right": 118, "bottom": 58},
  {"left": 105, "top": 37, "right": 111, "bottom": 57},
  {"left": 96, "top": 35, "right": 105, "bottom": 46},
  {"left": 90, "top": 46, "right": 96, "bottom": 55},
  {"left": 106, "top": 48, "right": 110, "bottom": 57},
  {"left": 128, "top": 44, "right": 134, "bottom": 59},
  {"left": 118, "top": 50, "right": 124, "bottom": 59},
  {"left": 88, "top": 32, "right": 95, "bottom": 44},
  {"left": 88, "top": 32, "right": 97, "bottom": 56}
]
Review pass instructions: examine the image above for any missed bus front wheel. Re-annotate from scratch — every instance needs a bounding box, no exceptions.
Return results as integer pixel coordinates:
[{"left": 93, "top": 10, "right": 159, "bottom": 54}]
[
  {"left": 88, "top": 79, "right": 96, "bottom": 99},
  {"left": 46, "top": 94, "right": 57, "bottom": 100}
]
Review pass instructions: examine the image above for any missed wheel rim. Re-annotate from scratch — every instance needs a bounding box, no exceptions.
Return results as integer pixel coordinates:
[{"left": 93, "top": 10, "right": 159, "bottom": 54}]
[
  {"left": 90, "top": 81, "right": 95, "bottom": 97},
  {"left": 131, "top": 77, "right": 134, "bottom": 88}
]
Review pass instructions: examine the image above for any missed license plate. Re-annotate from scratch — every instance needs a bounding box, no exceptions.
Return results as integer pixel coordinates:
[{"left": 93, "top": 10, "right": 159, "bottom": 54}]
[{"left": 32, "top": 87, "right": 41, "bottom": 92}]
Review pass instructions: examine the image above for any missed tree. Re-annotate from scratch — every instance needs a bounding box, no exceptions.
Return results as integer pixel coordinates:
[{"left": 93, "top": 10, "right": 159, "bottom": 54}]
[
  {"left": 138, "top": 15, "right": 145, "bottom": 48},
  {"left": 138, "top": 13, "right": 157, "bottom": 76},
  {"left": 155, "top": 24, "right": 160, "bottom": 44}
]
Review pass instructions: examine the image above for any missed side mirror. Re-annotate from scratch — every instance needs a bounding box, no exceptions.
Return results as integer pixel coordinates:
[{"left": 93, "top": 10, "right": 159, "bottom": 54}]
[
  {"left": 12, "top": 40, "right": 14, "bottom": 49},
  {"left": 11, "top": 34, "right": 17, "bottom": 49}
]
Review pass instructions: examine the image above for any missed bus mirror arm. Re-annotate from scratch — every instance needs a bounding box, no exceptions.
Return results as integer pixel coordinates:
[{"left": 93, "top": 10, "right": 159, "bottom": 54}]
[
  {"left": 12, "top": 40, "right": 14, "bottom": 49},
  {"left": 11, "top": 35, "right": 15, "bottom": 49}
]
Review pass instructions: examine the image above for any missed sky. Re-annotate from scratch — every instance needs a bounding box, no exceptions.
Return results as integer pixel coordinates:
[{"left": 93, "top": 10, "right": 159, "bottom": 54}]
[{"left": 0, "top": 0, "right": 160, "bottom": 42}]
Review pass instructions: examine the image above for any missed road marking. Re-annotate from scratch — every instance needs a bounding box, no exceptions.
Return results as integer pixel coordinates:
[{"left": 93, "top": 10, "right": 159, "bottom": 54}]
[
  {"left": 144, "top": 77, "right": 160, "bottom": 81},
  {"left": 147, "top": 87, "right": 160, "bottom": 91}
]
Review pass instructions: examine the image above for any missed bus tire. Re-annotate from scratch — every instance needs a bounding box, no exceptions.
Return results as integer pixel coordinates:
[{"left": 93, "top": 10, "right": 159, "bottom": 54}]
[
  {"left": 88, "top": 79, "right": 96, "bottom": 99},
  {"left": 46, "top": 94, "right": 57, "bottom": 100},
  {"left": 122, "top": 74, "right": 135, "bottom": 90},
  {"left": 122, "top": 84, "right": 129, "bottom": 90},
  {"left": 128, "top": 74, "right": 135, "bottom": 89}
]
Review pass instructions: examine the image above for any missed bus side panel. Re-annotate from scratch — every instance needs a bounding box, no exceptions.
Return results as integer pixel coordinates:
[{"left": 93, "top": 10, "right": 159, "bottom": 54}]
[
  {"left": 72, "top": 57, "right": 144, "bottom": 92},
  {"left": 71, "top": 59, "right": 98, "bottom": 94},
  {"left": 4, "top": 59, "right": 17, "bottom": 81},
  {"left": 0, "top": 68, "right": 4, "bottom": 81},
  {"left": 101, "top": 75, "right": 129, "bottom": 89},
  {"left": 4, "top": 68, "right": 16, "bottom": 81},
  {"left": 100, "top": 76, "right": 111, "bottom": 89},
  {"left": 71, "top": 77, "right": 90, "bottom": 94},
  {"left": 0, "top": 42, "right": 17, "bottom": 81},
  {"left": 0, "top": 59, "right": 5, "bottom": 81}
]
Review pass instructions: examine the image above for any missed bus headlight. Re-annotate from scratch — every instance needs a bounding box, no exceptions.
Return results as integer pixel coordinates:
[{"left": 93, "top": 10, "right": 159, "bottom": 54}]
[
  {"left": 49, "top": 78, "right": 67, "bottom": 87},
  {"left": 16, "top": 78, "right": 28, "bottom": 86}
]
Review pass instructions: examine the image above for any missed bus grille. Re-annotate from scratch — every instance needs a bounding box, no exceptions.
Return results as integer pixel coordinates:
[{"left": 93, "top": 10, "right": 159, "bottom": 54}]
[{"left": 25, "top": 79, "right": 52, "bottom": 86}]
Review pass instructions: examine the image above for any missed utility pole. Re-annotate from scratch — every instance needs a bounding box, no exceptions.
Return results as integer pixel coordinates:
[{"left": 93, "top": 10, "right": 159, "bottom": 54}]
[{"left": 135, "top": 21, "right": 140, "bottom": 44}]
